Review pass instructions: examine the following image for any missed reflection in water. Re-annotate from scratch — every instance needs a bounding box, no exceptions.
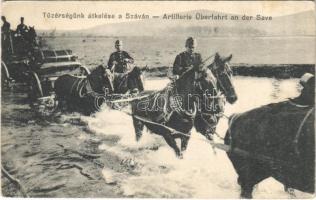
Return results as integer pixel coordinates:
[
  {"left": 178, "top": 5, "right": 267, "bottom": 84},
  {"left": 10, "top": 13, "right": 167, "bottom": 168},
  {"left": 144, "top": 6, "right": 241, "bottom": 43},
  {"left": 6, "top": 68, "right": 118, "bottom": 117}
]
[{"left": 271, "top": 79, "right": 281, "bottom": 100}]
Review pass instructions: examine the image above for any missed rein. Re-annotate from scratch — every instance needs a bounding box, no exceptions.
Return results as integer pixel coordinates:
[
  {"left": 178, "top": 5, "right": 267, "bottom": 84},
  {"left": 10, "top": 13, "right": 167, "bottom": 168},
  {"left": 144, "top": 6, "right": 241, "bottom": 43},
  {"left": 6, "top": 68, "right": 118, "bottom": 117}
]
[
  {"left": 293, "top": 106, "right": 314, "bottom": 155},
  {"left": 129, "top": 112, "right": 292, "bottom": 167}
]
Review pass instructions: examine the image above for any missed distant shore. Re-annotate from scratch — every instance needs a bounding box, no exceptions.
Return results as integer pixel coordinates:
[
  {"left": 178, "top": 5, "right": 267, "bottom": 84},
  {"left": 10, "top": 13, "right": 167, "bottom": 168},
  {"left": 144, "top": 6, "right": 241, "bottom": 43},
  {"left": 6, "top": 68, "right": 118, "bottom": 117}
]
[{"left": 145, "top": 64, "right": 315, "bottom": 79}]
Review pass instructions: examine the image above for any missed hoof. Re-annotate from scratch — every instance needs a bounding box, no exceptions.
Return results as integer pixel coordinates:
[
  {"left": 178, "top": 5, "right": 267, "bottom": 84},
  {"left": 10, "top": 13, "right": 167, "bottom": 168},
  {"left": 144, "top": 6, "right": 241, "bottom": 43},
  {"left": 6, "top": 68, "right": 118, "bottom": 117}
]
[
  {"left": 205, "top": 133, "right": 214, "bottom": 141},
  {"left": 285, "top": 187, "right": 296, "bottom": 198},
  {"left": 176, "top": 152, "right": 183, "bottom": 159},
  {"left": 241, "top": 189, "right": 253, "bottom": 199},
  {"left": 240, "top": 193, "right": 252, "bottom": 199}
]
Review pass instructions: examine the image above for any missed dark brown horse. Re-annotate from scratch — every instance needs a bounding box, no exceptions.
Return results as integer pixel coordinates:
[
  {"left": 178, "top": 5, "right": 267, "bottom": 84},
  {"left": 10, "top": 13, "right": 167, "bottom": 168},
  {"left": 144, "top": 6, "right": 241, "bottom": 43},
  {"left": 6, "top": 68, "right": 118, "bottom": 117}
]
[
  {"left": 224, "top": 101, "right": 315, "bottom": 198},
  {"left": 194, "top": 53, "right": 237, "bottom": 140},
  {"left": 112, "top": 65, "right": 144, "bottom": 94},
  {"left": 55, "top": 65, "right": 114, "bottom": 114},
  {"left": 131, "top": 53, "right": 237, "bottom": 157}
]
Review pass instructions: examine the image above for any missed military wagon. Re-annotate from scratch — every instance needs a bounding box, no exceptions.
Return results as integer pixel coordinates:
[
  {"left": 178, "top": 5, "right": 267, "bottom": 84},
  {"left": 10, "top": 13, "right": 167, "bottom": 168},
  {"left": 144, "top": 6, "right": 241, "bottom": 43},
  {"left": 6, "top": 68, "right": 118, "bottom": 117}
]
[{"left": 1, "top": 31, "right": 90, "bottom": 115}]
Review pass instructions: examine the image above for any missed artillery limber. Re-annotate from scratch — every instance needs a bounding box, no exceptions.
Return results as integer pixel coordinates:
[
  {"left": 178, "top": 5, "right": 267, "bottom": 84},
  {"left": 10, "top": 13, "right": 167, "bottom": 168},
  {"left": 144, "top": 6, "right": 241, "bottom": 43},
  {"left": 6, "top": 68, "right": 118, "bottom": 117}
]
[
  {"left": 28, "top": 49, "right": 90, "bottom": 116},
  {"left": 1, "top": 29, "right": 90, "bottom": 115}
]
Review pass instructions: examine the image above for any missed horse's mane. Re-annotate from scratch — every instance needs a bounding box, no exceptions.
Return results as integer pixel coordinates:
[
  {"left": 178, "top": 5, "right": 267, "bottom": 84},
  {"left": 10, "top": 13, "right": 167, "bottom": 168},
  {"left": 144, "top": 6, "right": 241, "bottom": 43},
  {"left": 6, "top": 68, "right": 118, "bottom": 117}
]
[{"left": 88, "top": 65, "right": 104, "bottom": 77}]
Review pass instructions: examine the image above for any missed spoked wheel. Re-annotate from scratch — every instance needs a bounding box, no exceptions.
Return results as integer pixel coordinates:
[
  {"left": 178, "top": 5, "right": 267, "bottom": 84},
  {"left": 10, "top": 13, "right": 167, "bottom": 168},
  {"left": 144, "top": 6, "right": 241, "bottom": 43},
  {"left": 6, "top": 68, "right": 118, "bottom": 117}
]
[
  {"left": 79, "top": 65, "right": 90, "bottom": 76},
  {"left": 1, "top": 61, "right": 12, "bottom": 88},
  {"left": 28, "top": 72, "right": 58, "bottom": 116},
  {"left": 28, "top": 71, "right": 43, "bottom": 102}
]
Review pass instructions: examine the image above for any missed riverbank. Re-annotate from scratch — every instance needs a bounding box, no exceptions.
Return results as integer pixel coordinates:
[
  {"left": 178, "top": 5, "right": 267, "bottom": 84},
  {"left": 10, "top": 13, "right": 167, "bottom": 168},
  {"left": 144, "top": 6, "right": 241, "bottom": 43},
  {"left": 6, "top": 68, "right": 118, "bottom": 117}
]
[
  {"left": 145, "top": 64, "right": 315, "bottom": 79},
  {"left": 1, "top": 89, "right": 136, "bottom": 197}
]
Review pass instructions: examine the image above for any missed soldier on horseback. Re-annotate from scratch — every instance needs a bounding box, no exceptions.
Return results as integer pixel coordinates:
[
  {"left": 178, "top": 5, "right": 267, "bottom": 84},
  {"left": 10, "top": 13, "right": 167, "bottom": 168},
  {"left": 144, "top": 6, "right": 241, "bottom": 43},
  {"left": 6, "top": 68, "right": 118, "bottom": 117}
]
[
  {"left": 107, "top": 40, "right": 144, "bottom": 94},
  {"left": 172, "top": 37, "right": 228, "bottom": 141},
  {"left": 14, "top": 17, "right": 30, "bottom": 56},
  {"left": 173, "top": 37, "right": 203, "bottom": 77},
  {"left": 16, "top": 17, "right": 29, "bottom": 37},
  {"left": 108, "top": 40, "right": 134, "bottom": 73},
  {"left": 1, "top": 16, "right": 12, "bottom": 57},
  {"left": 1, "top": 16, "right": 10, "bottom": 35}
]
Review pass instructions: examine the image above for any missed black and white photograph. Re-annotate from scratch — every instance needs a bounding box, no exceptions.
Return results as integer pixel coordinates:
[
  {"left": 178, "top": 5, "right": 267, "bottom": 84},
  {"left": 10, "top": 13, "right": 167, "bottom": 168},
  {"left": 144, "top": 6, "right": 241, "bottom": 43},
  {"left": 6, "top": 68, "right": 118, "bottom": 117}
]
[{"left": 1, "top": 1, "right": 315, "bottom": 198}]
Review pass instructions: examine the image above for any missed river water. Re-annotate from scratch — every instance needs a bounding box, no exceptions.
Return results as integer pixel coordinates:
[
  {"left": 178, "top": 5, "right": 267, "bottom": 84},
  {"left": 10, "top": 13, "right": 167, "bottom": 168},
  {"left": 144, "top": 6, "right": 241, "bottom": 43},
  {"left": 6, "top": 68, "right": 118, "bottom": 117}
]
[
  {"left": 1, "top": 76, "right": 313, "bottom": 198},
  {"left": 83, "top": 76, "right": 314, "bottom": 198}
]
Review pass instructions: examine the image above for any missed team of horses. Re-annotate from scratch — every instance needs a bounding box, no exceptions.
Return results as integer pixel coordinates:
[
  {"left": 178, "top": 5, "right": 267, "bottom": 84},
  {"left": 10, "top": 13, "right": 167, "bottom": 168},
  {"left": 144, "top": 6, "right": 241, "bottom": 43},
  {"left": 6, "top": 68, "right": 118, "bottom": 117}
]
[{"left": 53, "top": 52, "right": 314, "bottom": 198}]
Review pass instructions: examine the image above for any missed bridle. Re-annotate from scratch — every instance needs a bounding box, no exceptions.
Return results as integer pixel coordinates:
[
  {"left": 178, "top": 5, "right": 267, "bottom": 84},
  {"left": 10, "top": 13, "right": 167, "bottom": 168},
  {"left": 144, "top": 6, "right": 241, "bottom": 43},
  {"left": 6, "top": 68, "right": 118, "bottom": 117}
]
[{"left": 209, "top": 60, "right": 234, "bottom": 98}]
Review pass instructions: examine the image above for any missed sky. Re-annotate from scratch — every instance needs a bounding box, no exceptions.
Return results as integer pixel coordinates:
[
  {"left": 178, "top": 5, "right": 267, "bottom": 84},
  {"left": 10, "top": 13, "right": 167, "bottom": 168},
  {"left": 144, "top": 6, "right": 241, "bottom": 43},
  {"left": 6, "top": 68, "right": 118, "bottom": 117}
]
[{"left": 2, "top": 1, "right": 315, "bottom": 30}]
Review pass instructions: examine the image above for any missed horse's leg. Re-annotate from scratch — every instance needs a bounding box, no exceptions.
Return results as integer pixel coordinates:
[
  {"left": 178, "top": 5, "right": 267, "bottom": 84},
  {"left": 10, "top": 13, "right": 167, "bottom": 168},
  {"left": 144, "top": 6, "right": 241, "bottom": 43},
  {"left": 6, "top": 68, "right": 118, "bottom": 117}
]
[
  {"left": 180, "top": 133, "right": 190, "bottom": 152},
  {"left": 161, "top": 132, "right": 182, "bottom": 158},
  {"left": 284, "top": 185, "right": 296, "bottom": 198},
  {"left": 132, "top": 116, "right": 144, "bottom": 141},
  {"left": 236, "top": 160, "right": 270, "bottom": 199}
]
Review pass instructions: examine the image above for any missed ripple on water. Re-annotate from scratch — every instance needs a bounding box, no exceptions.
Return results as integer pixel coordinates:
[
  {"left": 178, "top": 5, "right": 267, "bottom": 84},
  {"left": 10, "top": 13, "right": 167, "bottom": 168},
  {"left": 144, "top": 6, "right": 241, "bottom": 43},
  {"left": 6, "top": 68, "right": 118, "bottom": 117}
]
[{"left": 80, "top": 77, "right": 308, "bottom": 198}]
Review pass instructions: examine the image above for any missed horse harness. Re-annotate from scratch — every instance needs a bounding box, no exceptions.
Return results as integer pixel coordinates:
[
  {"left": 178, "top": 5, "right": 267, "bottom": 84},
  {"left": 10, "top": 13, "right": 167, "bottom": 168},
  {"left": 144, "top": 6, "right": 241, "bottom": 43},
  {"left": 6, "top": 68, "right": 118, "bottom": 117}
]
[
  {"left": 69, "top": 77, "right": 94, "bottom": 98},
  {"left": 293, "top": 106, "right": 315, "bottom": 155},
  {"left": 150, "top": 69, "right": 219, "bottom": 126}
]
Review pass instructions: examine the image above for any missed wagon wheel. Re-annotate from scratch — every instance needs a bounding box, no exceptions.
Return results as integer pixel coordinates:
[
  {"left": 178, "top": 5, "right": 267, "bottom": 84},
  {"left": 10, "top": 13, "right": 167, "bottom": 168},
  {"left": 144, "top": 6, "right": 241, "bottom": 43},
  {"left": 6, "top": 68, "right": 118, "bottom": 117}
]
[
  {"left": 28, "top": 71, "right": 43, "bottom": 102},
  {"left": 1, "top": 61, "right": 11, "bottom": 87},
  {"left": 79, "top": 65, "right": 90, "bottom": 76}
]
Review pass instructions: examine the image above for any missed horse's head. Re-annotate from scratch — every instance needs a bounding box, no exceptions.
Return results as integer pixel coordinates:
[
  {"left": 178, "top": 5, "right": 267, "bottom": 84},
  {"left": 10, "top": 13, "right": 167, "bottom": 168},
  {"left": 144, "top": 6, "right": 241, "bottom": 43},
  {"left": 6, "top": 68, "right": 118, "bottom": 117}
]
[
  {"left": 174, "top": 65, "right": 219, "bottom": 117},
  {"left": 208, "top": 53, "right": 237, "bottom": 104},
  {"left": 88, "top": 65, "right": 114, "bottom": 94}
]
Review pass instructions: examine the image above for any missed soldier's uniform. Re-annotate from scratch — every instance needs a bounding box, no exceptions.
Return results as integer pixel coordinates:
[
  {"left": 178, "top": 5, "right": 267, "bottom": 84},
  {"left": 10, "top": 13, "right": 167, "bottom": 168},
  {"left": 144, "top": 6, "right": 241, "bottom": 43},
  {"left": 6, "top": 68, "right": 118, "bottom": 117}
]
[
  {"left": 16, "top": 23, "right": 28, "bottom": 36},
  {"left": 107, "top": 51, "right": 134, "bottom": 73},
  {"left": 173, "top": 51, "right": 202, "bottom": 76},
  {"left": 107, "top": 40, "right": 144, "bottom": 93},
  {"left": 2, "top": 17, "right": 11, "bottom": 57},
  {"left": 2, "top": 20, "right": 10, "bottom": 34}
]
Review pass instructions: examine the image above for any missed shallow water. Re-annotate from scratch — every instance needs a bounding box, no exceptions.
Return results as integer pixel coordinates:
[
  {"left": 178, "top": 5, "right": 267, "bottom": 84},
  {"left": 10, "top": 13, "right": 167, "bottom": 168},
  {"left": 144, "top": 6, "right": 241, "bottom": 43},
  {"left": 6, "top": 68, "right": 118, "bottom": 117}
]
[
  {"left": 1, "top": 76, "right": 313, "bottom": 198},
  {"left": 81, "top": 76, "right": 310, "bottom": 198}
]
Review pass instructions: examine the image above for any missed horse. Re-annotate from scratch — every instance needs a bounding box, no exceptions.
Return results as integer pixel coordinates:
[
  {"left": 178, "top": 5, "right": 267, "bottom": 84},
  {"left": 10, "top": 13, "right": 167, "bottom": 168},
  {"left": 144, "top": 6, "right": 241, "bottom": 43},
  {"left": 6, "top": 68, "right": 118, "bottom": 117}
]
[
  {"left": 131, "top": 53, "right": 237, "bottom": 157},
  {"left": 55, "top": 65, "right": 114, "bottom": 114},
  {"left": 112, "top": 65, "right": 144, "bottom": 94},
  {"left": 194, "top": 53, "right": 237, "bottom": 140},
  {"left": 26, "top": 26, "right": 39, "bottom": 50},
  {"left": 224, "top": 101, "right": 315, "bottom": 198}
]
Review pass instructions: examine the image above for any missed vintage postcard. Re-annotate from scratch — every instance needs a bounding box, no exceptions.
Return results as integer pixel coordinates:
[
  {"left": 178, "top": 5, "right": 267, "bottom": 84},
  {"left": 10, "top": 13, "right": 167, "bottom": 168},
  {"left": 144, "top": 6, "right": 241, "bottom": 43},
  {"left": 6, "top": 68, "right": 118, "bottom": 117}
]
[{"left": 1, "top": 1, "right": 315, "bottom": 198}]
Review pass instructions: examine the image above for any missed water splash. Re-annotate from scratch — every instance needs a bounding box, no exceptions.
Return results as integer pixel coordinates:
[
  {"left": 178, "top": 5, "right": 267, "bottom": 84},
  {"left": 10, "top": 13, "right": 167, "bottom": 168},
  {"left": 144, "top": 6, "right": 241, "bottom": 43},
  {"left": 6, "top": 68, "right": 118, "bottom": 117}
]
[{"left": 80, "top": 77, "right": 310, "bottom": 198}]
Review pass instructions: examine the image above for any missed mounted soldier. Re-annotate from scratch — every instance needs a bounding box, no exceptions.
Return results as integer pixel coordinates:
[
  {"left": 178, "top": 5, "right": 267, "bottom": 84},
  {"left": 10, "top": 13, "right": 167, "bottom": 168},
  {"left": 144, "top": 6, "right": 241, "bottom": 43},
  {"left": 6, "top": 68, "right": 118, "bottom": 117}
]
[
  {"left": 15, "top": 17, "right": 30, "bottom": 56},
  {"left": 107, "top": 40, "right": 144, "bottom": 94},
  {"left": 1, "top": 16, "right": 10, "bottom": 36},
  {"left": 16, "top": 17, "right": 29, "bottom": 37},
  {"left": 172, "top": 37, "right": 231, "bottom": 141},
  {"left": 1, "top": 16, "right": 12, "bottom": 58},
  {"left": 173, "top": 37, "right": 203, "bottom": 77}
]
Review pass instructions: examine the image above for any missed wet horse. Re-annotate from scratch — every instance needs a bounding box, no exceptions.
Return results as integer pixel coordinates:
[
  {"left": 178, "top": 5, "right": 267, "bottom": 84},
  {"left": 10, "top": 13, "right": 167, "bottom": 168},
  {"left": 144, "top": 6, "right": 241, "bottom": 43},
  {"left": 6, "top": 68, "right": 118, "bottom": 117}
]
[
  {"left": 194, "top": 53, "right": 237, "bottom": 140},
  {"left": 131, "top": 53, "right": 237, "bottom": 157},
  {"left": 55, "top": 65, "right": 114, "bottom": 114},
  {"left": 224, "top": 101, "right": 315, "bottom": 198},
  {"left": 112, "top": 65, "right": 144, "bottom": 94}
]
